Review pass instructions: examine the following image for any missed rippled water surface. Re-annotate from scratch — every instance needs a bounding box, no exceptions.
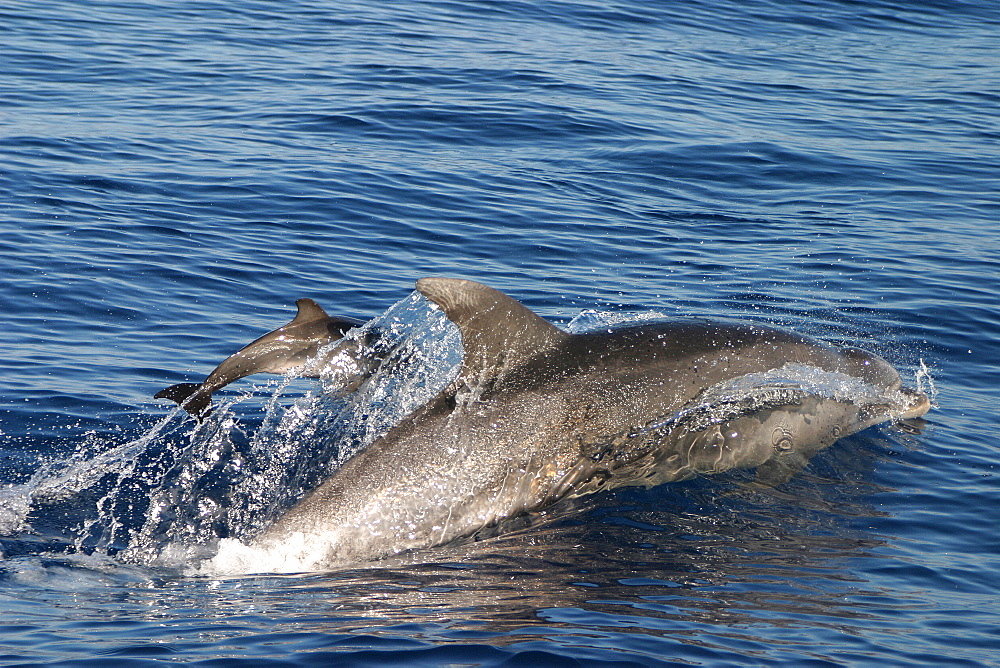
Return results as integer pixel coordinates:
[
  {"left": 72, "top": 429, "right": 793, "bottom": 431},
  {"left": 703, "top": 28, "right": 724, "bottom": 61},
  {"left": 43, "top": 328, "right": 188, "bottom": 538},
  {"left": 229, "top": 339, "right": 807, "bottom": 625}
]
[{"left": 2, "top": 0, "right": 998, "bottom": 665}]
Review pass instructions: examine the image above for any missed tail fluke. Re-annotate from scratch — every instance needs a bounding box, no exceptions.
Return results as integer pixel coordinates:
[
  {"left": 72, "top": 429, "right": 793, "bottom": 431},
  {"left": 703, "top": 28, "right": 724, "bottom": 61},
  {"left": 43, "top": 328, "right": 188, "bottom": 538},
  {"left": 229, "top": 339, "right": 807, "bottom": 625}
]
[{"left": 155, "top": 382, "right": 212, "bottom": 418}]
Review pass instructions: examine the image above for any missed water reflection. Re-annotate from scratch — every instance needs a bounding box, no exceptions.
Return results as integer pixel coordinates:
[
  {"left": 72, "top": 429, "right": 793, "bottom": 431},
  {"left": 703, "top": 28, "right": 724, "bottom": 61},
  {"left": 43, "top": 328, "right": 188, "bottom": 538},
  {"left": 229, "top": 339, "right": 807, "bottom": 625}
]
[
  {"left": 183, "top": 452, "right": 911, "bottom": 646},
  {"left": 0, "top": 429, "right": 931, "bottom": 664}
]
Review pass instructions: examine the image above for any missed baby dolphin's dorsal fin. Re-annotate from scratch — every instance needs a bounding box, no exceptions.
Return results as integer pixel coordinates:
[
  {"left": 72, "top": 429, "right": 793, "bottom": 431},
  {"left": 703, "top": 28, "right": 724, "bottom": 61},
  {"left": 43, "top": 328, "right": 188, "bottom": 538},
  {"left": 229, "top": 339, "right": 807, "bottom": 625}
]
[
  {"left": 290, "top": 298, "right": 331, "bottom": 325},
  {"left": 416, "top": 278, "right": 569, "bottom": 388}
]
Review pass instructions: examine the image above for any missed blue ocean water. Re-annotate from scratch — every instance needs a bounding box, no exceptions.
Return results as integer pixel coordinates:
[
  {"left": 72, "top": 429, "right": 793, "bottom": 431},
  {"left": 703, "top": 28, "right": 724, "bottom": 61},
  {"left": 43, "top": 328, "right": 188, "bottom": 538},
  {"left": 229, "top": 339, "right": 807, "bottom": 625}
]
[{"left": 2, "top": 0, "right": 998, "bottom": 664}]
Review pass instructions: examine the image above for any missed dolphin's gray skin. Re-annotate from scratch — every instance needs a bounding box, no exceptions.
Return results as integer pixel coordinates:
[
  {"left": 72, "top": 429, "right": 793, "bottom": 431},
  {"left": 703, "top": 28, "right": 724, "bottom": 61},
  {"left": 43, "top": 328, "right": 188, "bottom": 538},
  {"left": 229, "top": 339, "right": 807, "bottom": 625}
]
[
  {"left": 216, "top": 278, "right": 929, "bottom": 573},
  {"left": 156, "top": 298, "right": 361, "bottom": 417}
]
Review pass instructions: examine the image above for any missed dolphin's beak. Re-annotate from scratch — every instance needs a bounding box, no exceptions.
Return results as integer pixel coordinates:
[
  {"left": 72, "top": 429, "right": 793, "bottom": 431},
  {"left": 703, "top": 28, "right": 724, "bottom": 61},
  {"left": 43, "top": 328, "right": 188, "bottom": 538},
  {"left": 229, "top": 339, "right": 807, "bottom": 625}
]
[{"left": 895, "top": 387, "right": 932, "bottom": 420}]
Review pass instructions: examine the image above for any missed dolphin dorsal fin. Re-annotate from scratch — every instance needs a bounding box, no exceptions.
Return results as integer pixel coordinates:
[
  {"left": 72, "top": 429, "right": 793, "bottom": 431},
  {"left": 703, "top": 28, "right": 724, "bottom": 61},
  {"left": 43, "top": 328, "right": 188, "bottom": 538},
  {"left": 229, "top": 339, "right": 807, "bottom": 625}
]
[
  {"left": 416, "top": 278, "right": 568, "bottom": 388},
  {"left": 290, "top": 298, "right": 330, "bottom": 325}
]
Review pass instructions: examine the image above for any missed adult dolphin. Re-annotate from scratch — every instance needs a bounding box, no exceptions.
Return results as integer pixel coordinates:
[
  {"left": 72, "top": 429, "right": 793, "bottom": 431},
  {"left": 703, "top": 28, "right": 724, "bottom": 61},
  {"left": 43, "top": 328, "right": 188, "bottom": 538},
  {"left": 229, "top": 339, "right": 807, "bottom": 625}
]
[
  {"left": 208, "top": 278, "right": 930, "bottom": 573},
  {"left": 156, "top": 298, "right": 362, "bottom": 417}
]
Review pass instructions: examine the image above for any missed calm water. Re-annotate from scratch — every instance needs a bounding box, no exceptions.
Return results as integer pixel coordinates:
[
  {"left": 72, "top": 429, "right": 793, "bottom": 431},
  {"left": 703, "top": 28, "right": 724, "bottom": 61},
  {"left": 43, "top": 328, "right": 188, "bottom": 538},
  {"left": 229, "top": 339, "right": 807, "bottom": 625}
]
[{"left": 2, "top": 0, "right": 999, "bottom": 664}]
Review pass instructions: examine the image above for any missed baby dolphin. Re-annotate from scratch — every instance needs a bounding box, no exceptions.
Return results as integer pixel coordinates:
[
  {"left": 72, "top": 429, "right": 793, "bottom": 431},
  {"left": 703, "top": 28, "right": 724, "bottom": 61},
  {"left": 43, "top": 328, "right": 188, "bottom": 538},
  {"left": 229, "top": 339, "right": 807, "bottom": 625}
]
[
  {"left": 207, "top": 278, "right": 929, "bottom": 573},
  {"left": 156, "top": 298, "right": 361, "bottom": 417}
]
